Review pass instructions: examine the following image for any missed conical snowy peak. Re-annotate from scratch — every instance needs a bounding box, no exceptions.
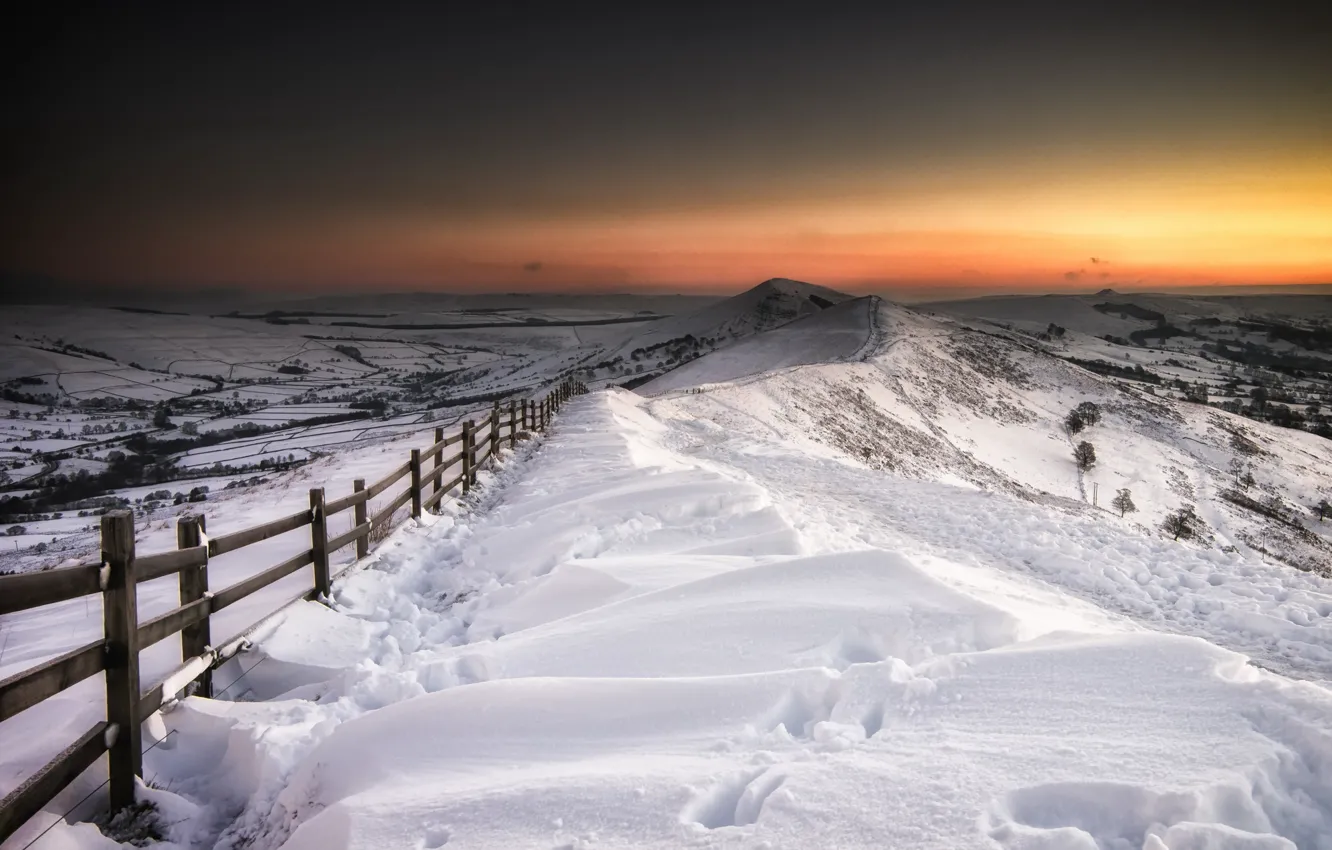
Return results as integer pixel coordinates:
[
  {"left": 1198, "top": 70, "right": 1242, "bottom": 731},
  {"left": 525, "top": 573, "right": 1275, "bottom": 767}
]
[
  {"left": 589, "top": 278, "right": 858, "bottom": 383},
  {"left": 752, "top": 277, "right": 854, "bottom": 303}
]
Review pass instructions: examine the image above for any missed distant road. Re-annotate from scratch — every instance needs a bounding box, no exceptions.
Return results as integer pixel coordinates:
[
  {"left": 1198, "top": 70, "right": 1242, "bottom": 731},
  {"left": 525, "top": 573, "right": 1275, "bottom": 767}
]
[
  {"left": 326, "top": 316, "right": 665, "bottom": 330},
  {"left": 6, "top": 459, "right": 58, "bottom": 490}
]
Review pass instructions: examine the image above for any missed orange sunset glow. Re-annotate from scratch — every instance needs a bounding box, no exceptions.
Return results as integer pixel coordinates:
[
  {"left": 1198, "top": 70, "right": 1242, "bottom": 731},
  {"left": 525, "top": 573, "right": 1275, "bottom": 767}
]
[{"left": 4, "top": 4, "right": 1331, "bottom": 298}]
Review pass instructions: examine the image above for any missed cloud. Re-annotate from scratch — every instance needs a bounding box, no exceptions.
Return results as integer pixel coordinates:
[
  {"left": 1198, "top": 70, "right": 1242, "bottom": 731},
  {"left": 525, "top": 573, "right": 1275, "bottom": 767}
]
[
  {"left": 1090, "top": 257, "right": 1109, "bottom": 265},
  {"left": 1064, "top": 270, "right": 1082, "bottom": 281},
  {"left": 522, "top": 261, "right": 543, "bottom": 273}
]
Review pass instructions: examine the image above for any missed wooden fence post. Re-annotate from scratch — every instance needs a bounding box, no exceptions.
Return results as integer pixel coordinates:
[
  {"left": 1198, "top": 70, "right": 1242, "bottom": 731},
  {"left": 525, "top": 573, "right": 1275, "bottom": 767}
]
[
  {"left": 353, "top": 478, "right": 368, "bottom": 559},
  {"left": 310, "top": 488, "right": 329, "bottom": 599},
  {"left": 102, "top": 509, "right": 141, "bottom": 812},
  {"left": 461, "top": 420, "right": 473, "bottom": 493},
  {"left": 474, "top": 421, "right": 484, "bottom": 484},
  {"left": 177, "top": 514, "right": 211, "bottom": 698},
  {"left": 508, "top": 400, "right": 517, "bottom": 448},
  {"left": 432, "top": 426, "right": 444, "bottom": 499},
  {"left": 410, "top": 448, "right": 423, "bottom": 519},
  {"left": 490, "top": 402, "right": 500, "bottom": 459}
]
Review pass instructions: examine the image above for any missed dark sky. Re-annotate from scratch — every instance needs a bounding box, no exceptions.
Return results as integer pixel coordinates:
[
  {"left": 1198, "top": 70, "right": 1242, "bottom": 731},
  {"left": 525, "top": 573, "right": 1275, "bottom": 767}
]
[{"left": 3, "top": 1, "right": 1330, "bottom": 295}]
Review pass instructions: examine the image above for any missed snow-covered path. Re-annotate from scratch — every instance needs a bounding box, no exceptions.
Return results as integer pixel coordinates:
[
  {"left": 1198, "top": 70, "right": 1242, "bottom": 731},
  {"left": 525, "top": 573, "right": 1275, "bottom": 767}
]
[{"left": 44, "top": 390, "right": 1332, "bottom": 850}]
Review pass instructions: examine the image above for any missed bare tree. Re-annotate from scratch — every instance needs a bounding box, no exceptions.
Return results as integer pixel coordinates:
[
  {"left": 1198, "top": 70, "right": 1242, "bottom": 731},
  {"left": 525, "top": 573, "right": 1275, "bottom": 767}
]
[
  {"left": 1075, "top": 401, "right": 1101, "bottom": 426},
  {"left": 1228, "top": 457, "right": 1257, "bottom": 491},
  {"left": 1073, "top": 441, "right": 1096, "bottom": 470},
  {"left": 1111, "top": 488, "right": 1137, "bottom": 518},
  {"left": 1162, "top": 505, "right": 1199, "bottom": 541}
]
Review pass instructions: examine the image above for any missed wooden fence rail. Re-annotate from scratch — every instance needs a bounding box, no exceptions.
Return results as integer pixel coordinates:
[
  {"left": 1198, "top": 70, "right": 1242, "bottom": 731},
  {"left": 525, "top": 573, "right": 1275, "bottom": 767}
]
[{"left": 0, "top": 379, "right": 587, "bottom": 844}]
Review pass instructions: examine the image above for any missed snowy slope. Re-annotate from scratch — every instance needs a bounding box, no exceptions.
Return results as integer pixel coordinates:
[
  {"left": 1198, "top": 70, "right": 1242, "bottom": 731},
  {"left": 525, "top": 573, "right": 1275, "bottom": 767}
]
[
  {"left": 608, "top": 278, "right": 853, "bottom": 354},
  {"left": 647, "top": 298, "right": 1332, "bottom": 578},
  {"left": 0, "top": 417, "right": 500, "bottom": 833},
  {"left": 641, "top": 295, "right": 874, "bottom": 395},
  {"left": 9, "top": 294, "right": 1332, "bottom": 850},
  {"left": 920, "top": 291, "right": 1332, "bottom": 339},
  {"left": 582, "top": 278, "right": 856, "bottom": 378},
  {"left": 13, "top": 389, "right": 1323, "bottom": 850}
]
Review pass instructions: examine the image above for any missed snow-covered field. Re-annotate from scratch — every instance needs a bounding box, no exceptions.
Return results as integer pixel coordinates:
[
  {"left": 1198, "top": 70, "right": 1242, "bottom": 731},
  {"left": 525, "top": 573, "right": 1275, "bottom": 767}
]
[{"left": 4, "top": 285, "right": 1332, "bottom": 849}]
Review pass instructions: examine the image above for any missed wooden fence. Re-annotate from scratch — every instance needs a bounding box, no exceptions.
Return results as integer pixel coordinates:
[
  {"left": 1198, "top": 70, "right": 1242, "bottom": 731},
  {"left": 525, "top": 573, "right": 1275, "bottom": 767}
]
[{"left": 0, "top": 379, "right": 587, "bottom": 843}]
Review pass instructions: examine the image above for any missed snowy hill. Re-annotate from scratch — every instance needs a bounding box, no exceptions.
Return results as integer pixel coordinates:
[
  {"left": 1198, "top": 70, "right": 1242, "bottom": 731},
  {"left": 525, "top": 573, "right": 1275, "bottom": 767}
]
[
  {"left": 581, "top": 278, "right": 857, "bottom": 383},
  {"left": 919, "top": 291, "right": 1332, "bottom": 341},
  {"left": 69, "top": 387, "right": 1331, "bottom": 850},
  {"left": 7, "top": 293, "right": 1332, "bottom": 850},
  {"left": 623, "top": 278, "right": 854, "bottom": 349},
  {"left": 646, "top": 297, "right": 1332, "bottom": 579},
  {"left": 640, "top": 295, "right": 874, "bottom": 394},
  {"left": 1, "top": 283, "right": 857, "bottom": 574},
  {"left": 6, "top": 289, "right": 1332, "bottom": 850}
]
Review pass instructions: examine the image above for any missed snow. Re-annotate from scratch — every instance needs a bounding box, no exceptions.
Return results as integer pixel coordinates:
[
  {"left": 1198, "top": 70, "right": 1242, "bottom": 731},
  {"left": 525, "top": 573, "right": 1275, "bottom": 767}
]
[
  {"left": 5, "top": 288, "right": 1332, "bottom": 850},
  {"left": 0, "top": 421, "right": 482, "bottom": 826},
  {"left": 6, "top": 384, "right": 1320, "bottom": 850},
  {"left": 640, "top": 295, "right": 874, "bottom": 395}
]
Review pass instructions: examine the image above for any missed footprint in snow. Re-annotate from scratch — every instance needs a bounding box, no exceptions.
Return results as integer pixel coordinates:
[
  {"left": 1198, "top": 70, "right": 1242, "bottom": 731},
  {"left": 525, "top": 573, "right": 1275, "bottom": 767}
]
[
  {"left": 681, "top": 767, "right": 788, "bottom": 830},
  {"left": 417, "top": 823, "right": 451, "bottom": 848}
]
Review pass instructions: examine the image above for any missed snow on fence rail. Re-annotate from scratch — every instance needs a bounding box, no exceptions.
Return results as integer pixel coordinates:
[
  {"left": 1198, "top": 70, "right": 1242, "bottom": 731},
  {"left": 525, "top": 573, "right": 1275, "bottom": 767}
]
[{"left": 0, "top": 380, "right": 587, "bottom": 843}]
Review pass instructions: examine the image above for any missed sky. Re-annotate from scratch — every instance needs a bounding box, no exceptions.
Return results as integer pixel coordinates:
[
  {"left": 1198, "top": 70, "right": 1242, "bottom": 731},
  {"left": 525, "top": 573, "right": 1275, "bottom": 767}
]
[{"left": 3, "top": 1, "right": 1331, "bottom": 298}]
